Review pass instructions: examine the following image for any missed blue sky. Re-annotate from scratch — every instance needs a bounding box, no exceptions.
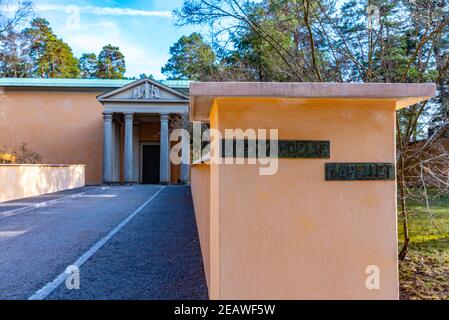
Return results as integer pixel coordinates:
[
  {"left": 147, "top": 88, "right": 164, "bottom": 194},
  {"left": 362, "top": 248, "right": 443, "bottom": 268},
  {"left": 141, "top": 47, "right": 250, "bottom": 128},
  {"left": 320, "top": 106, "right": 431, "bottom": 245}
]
[{"left": 30, "top": 0, "right": 200, "bottom": 79}]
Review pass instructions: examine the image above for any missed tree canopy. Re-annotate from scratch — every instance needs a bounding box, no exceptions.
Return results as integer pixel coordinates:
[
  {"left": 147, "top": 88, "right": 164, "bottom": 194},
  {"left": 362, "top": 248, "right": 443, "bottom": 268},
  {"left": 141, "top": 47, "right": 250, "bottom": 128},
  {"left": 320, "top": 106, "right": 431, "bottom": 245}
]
[
  {"left": 96, "top": 44, "right": 126, "bottom": 79},
  {"left": 79, "top": 53, "right": 98, "bottom": 79},
  {"left": 172, "top": 0, "right": 448, "bottom": 85},
  {"left": 162, "top": 33, "right": 216, "bottom": 80},
  {"left": 0, "top": 15, "right": 128, "bottom": 79},
  {"left": 23, "top": 18, "right": 80, "bottom": 78}
]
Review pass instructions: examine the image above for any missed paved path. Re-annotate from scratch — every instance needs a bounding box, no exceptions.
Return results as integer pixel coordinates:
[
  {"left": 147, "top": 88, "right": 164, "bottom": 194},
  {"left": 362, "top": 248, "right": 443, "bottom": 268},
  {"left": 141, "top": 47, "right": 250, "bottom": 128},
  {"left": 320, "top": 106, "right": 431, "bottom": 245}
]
[{"left": 0, "top": 185, "right": 207, "bottom": 300}]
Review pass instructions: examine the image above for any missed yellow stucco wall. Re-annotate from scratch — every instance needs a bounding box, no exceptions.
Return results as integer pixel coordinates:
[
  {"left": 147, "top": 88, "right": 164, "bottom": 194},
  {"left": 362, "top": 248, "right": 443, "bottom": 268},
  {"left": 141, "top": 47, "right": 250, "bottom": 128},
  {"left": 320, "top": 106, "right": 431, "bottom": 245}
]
[
  {"left": 192, "top": 97, "right": 399, "bottom": 299},
  {"left": 0, "top": 164, "right": 85, "bottom": 202},
  {"left": 0, "top": 90, "right": 104, "bottom": 185}
]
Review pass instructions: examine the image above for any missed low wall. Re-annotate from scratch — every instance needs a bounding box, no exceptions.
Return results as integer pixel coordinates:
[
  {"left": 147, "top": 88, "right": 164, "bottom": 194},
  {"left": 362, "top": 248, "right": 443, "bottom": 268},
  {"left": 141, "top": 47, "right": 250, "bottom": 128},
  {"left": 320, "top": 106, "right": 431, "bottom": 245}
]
[{"left": 0, "top": 164, "right": 85, "bottom": 202}]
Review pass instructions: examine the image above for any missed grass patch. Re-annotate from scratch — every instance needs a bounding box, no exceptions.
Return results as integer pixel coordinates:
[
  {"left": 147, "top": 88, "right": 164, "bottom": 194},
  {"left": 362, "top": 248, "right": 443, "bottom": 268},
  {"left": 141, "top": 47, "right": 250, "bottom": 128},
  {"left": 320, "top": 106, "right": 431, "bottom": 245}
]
[{"left": 398, "top": 192, "right": 449, "bottom": 300}]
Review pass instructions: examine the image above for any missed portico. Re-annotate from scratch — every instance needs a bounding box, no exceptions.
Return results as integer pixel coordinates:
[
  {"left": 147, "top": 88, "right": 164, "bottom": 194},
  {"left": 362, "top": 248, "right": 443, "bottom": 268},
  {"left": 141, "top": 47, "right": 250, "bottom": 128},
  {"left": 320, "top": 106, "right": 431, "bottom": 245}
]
[{"left": 98, "top": 79, "right": 190, "bottom": 185}]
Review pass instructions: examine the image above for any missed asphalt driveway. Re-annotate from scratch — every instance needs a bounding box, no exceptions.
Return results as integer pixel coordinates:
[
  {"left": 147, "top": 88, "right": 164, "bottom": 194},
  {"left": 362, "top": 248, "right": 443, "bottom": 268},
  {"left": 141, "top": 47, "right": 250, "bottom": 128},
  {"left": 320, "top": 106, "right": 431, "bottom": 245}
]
[{"left": 0, "top": 185, "right": 208, "bottom": 300}]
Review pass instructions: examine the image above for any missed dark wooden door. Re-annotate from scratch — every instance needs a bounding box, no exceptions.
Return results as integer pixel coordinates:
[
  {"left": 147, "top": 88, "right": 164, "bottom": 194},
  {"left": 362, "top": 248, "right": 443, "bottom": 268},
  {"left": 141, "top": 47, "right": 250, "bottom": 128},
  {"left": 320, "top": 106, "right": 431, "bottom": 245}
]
[{"left": 142, "top": 145, "right": 160, "bottom": 184}]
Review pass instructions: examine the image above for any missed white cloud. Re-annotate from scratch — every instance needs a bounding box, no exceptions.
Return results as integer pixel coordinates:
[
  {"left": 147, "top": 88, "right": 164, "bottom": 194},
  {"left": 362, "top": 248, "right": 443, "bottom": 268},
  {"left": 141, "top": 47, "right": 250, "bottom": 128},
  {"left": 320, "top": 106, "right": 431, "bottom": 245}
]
[
  {"left": 36, "top": 4, "right": 173, "bottom": 18},
  {"left": 55, "top": 20, "right": 120, "bottom": 51},
  {"left": 123, "top": 46, "right": 168, "bottom": 78}
]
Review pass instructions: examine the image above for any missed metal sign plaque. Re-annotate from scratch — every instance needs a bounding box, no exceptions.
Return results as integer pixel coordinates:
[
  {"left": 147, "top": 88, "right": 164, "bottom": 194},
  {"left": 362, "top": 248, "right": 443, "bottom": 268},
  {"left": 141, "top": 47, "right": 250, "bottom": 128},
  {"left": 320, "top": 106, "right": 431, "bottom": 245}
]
[
  {"left": 221, "top": 140, "right": 330, "bottom": 159},
  {"left": 325, "top": 163, "right": 395, "bottom": 181}
]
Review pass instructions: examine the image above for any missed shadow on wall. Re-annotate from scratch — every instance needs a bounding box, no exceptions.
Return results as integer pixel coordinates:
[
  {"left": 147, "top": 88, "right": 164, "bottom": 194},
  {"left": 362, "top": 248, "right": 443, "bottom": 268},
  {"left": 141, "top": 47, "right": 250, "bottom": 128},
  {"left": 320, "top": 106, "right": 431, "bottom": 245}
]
[{"left": 0, "top": 165, "right": 86, "bottom": 202}]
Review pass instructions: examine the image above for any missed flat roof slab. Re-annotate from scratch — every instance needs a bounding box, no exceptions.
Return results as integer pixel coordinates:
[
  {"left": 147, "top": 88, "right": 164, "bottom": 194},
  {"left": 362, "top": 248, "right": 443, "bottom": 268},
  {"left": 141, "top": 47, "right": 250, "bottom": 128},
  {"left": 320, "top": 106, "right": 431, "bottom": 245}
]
[{"left": 190, "top": 82, "right": 436, "bottom": 121}]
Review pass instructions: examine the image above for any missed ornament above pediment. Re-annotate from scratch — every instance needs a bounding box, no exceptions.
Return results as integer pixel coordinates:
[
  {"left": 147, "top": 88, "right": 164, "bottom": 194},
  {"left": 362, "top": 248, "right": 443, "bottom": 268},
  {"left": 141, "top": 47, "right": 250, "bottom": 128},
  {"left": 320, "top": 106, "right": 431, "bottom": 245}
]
[{"left": 132, "top": 82, "right": 160, "bottom": 100}]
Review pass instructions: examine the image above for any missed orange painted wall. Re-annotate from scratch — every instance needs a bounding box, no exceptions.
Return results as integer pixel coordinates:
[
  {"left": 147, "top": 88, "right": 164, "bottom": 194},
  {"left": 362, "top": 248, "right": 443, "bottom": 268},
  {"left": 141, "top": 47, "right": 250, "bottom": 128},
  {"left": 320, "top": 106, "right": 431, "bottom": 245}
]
[
  {"left": 140, "top": 122, "right": 160, "bottom": 141},
  {"left": 192, "top": 97, "right": 399, "bottom": 299},
  {"left": 0, "top": 90, "right": 104, "bottom": 185}
]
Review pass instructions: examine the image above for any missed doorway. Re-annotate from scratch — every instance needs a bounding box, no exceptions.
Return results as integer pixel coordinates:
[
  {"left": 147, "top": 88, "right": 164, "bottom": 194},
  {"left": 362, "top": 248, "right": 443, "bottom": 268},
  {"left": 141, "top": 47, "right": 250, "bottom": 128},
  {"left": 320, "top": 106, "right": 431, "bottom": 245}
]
[{"left": 141, "top": 144, "right": 160, "bottom": 184}]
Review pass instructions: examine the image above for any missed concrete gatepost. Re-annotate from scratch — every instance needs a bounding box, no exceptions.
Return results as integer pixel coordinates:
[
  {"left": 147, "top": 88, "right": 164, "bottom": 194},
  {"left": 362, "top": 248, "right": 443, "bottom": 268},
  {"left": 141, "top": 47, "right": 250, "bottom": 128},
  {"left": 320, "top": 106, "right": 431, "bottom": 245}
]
[{"left": 189, "top": 82, "right": 436, "bottom": 300}]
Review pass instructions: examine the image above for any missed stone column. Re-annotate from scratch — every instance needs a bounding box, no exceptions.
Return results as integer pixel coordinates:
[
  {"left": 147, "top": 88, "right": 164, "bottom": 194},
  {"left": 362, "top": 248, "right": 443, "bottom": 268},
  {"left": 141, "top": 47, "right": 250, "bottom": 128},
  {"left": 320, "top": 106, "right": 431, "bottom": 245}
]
[
  {"left": 124, "top": 113, "right": 134, "bottom": 184},
  {"left": 115, "top": 122, "right": 122, "bottom": 183},
  {"left": 133, "top": 122, "right": 140, "bottom": 183},
  {"left": 180, "top": 113, "right": 190, "bottom": 184},
  {"left": 111, "top": 121, "right": 117, "bottom": 184},
  {"left": 160, "top": 113, "right": 171, "bottom": 184},
  {"left": 103, "top": 112, "right": 113, "bottom": 184}
]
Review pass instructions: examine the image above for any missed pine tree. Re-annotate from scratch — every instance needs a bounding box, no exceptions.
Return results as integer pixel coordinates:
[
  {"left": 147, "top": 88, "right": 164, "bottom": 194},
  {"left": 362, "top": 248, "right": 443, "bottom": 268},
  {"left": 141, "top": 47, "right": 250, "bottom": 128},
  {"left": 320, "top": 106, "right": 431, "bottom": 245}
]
[
  {"left": 162, "top": 33, "right": 216, "bottom": 80},
  {"left": 22, "top": 18, "right": 80, "bottom": 78},
  {"left": 96, "top": 45, "right": 126, "bottom": 79},
  {"left": 79, "top": 53, "right": 98, "bottom": 78}
]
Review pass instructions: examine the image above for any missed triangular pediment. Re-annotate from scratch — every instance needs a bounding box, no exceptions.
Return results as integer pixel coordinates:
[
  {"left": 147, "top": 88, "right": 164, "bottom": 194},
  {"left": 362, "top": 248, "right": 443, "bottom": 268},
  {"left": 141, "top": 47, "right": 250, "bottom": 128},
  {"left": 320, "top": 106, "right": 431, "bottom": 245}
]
[{"left": 97, "top": 78, "right": 189, "bottom": 102}]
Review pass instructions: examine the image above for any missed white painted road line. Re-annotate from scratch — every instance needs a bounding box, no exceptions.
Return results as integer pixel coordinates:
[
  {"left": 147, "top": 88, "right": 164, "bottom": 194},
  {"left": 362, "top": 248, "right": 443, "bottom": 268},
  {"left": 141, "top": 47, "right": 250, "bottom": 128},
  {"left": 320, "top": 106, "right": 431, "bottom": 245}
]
[
  {"left": 0, "top": 203, "right": 36, "bottom": 207},
  {"left": 0, "top": 187, "right": 103, "bottom": 219},
  {"left": 28, "top": 186, "right": 166, "bottom": 300}
]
